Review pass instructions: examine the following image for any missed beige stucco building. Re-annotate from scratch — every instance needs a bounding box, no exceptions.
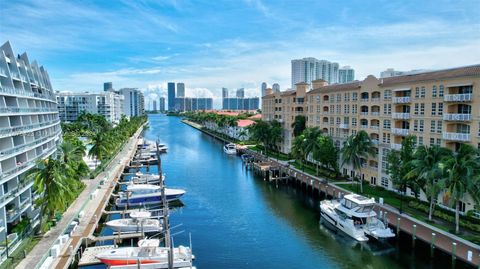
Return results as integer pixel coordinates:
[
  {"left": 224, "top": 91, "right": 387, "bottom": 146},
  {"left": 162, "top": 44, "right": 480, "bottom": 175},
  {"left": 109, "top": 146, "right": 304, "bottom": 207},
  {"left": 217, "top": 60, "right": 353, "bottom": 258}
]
[{"left": 262, "top": 65, "right": 480, "bottom": 214}]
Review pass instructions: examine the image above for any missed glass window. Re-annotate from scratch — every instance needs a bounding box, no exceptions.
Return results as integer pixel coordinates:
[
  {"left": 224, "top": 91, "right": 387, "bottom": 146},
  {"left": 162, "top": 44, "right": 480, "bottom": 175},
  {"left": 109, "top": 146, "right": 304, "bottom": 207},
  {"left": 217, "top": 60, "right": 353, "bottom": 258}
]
[
  {"left": 437, "top": 120, "right": 442, "bottom": 133},
  {"left": 419, "top": 120, "right": 424, "bottom": 132},
  {"left": 381, "top": 177, "right": 389, "bottom": 188},
  {"left": 420, "top": 104, "right": 425, "bottom": 115},
  {"left": 438, "top": 103, "right": 443, "bottom": 115},
  {"left": 430, "top": 120, "right": 436, "bottom": 133},
  {"left": 414, "top": 120, "right": 418, "bottom": 131},
  {"left": 432, "top": 85, "right": 437, "bottom": 98},
  {"left": 439, "top": 85, "right": 444, "bottom": 97},
  {"left": 430, "top": 138, "right": 435, "bottom": 146},
  {"left": 352, "top": 92, "right": 358, "bottom": 101},
  {"left": 420, "top": 86, "right": 426, "bottom": 98},
  {"left": 431, "top": 103, "right": 436, "bottom": 116},
  {"left": 383, "top": 119, "right": 391, "bottom": 129},
  {"left": 415, "top": 87, "right": 420, "bottom": 98},
  {"left": 384, "top": 90, "right": 391, "bottom": 100},
  {"left": 414, "top": 103, "right": 419, "bottom": 115}
]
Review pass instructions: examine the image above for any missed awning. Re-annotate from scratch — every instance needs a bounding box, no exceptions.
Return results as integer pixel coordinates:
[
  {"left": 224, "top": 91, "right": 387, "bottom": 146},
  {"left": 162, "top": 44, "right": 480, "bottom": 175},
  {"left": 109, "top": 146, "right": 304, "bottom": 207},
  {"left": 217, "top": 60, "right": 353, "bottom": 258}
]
[
  {"left": 446, "top": 82, "right": 473, "bottom": 88},
  {"left": 392, "top": 87, "right": 411, "bottom": 92}
]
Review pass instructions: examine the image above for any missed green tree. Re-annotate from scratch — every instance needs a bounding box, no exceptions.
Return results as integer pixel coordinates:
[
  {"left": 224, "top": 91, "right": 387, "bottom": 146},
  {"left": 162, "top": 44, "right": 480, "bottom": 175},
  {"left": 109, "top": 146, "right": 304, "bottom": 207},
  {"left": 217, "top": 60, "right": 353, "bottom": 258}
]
[
  {"left": 291, "top": 115, "right": 306, "bottom": 137},
  {"left": 268, "top": 120, "right": 283, "bottom": 156},
  {"left": 88, "top": 133, "right": 111, "bottom": 167},
  {"left": 406, "top": 145, "right": 452, "bottom": 221},
  {"left": 440, "top": 144, "right": 480, "bottom": 234},
  {"left": 341, "top": 130, "right": 377, "bottom": 193},
  {"left": 248, "top": 120, "right": 272, "bottom": 155},
  {"left": 291, "top": 134, "right": 307, "bottom": 170},
  {"left": 313, "top": 135, "right": 339, "bottom": 176},
  {"left": 28, "top": 158, "right": 77, "bottom": 231},
  {"left": 301, "top": 127, "right": 323, "bottom": 174}
]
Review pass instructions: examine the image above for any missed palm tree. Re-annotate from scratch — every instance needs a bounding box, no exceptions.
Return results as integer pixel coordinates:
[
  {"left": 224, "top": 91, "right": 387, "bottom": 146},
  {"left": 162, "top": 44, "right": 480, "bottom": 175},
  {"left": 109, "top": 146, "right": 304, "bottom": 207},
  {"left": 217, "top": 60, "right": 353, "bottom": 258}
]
[
  {"left": 60, "top": 140, "right": 89, "bottom": 180},
  {"left": 28, "top": 158, "right": 77, "bottom": 231},
  {"left": 89, "top": 133, "right": 110, "bottom": 167},
  {"left": 291, "top": 115, "right": 306, "bottom": 137},
  {"left": 268, "top": 120, "right": 283, "bottom": 156},
  {"left": 302, "top": 128, "right": 323, "bottom": 174},
  {"left": 440, "top": 144, "right": 480, "bottom": 234},
  {"left": 341, "top": 130, "right": 376, "bottom": 193},
  {"left": 291, "top": 134, "right": 307, "bottom": 170},
  {"left": 406, "top": 145, "right": 452, "bottom": 221},
  {"left": 248, "top": 120, "right": 271, "bottom": 155}
]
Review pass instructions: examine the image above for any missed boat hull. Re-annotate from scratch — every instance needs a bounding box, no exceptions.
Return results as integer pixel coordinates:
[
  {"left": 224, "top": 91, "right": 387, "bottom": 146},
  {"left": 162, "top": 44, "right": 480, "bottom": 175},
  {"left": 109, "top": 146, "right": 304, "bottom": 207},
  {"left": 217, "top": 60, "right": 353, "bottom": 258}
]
[
  {"left": 320, "top": 202, "right": 369, "bottom": 242},
  {"left": 115, "top": 193, "right": 185, "bottom": 207}
]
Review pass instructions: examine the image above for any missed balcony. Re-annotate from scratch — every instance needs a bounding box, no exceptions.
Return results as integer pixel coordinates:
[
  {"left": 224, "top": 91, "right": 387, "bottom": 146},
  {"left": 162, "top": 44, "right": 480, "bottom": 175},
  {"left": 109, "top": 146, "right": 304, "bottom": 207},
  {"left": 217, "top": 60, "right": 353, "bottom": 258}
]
[
  {"left": 443, "top": 113, "right": 471, "bottom": 121},
  {"left": 444, "top": 93, "right": 472, "bottom": 102},
  {"left": 371, "top": 139, "right": 379, "bottom": 145},
  {"left": 371, "top": 112, "right": 380, "bottom": 116},
  {"left": 392, "top": 97, "right": 411, "bottom": 104},
  {"left": 392, "top": 112, "right": 410, "bottom": 120},
  {"left": 390, "top": 143, "right": 402, "bottom": 150},
  {"left": 443, "top": 132, "right": 470, "bottom": 142},
  {"left": 370, "top": 125, "right": 379, "bottom": 130},
  {"left": 360, "top": 112, "right": 368, "bottom": 116},
  {"left": 360, "top": 125, "right": 368, "bottom": 129},
  {"left": 0, "top": 106, "right": 57, "bottom": 115},
  {"left": 339, "top": 123, "right": 349, "bottom": 129},
  {"left": 0, "top": 119, "right": 61, "bottom": 139},
  {"left": 391, "top": 128, "right": 409, "bottom": 136},
  {"left": 371, "top": 98, "right": 380, "bottom": 102},
  {"left": 0, "top": 85, "right": 55, "bottom": 101}
]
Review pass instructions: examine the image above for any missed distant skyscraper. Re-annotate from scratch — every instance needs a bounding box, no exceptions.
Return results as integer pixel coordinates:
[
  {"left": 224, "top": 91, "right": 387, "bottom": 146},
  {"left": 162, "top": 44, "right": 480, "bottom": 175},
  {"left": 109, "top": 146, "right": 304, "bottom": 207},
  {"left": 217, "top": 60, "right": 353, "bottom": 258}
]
[
  {"left": 380, "top": 68, "right": 428, "bottom": 78},
  {"left": 104, "top": 82, "right": 113, "bottom": 91},
  {"left": 338, "top": 66, "right": 355, "bottom": 84},
  {"left": 222, "top": 87, "right": 229, "bottom": 98},
  {"left": 153, "top": 100, "right": 157, "bottom": 111},
  {"left": 159, "top": 97, "right": 166, "bottom": 112},
  {"left": 291, "top": 57, "right": 342, "bottom": 87},
  {"left": 272, "top": 83, "right": 280, "bottom": 93},
  {"left": 176, "top": 82, "right": 185, "bottom": 98},
  {"left": 168, "top": 82, "right": 175, "bottom": 111},
  {"left": 261, "top": 82, "right": 267, "bottom": 96},
  {"left": 236, "top": 88, "right": 245, "bottom": 98}
]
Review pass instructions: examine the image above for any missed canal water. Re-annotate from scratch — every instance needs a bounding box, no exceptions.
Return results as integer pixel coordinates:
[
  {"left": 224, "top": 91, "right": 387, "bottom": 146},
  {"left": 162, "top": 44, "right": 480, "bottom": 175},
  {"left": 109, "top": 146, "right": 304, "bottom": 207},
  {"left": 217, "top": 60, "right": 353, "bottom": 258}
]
[{"left": 82, "top": 114, "right": 471, "bottom": 269}]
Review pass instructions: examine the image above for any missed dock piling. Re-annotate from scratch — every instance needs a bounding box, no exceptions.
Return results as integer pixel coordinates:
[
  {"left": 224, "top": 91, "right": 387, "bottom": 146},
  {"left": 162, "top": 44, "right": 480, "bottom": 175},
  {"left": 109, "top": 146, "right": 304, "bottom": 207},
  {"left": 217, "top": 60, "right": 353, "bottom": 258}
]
[
  {"left": 412, "top": 224, "right": 417, "bottom": 248},
  {"left": 396, "top": 217, "right": 401, "bottom": 236},
  {"left": 431, "top": 233, "right": 436, "bottom": 258}
]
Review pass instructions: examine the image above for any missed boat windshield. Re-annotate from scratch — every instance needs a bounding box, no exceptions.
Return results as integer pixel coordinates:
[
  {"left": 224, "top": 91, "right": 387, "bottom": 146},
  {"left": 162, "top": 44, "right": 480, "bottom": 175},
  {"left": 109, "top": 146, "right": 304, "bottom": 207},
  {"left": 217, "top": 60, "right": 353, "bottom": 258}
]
[{"left": 356, "top": 205, "right": 373, "bottom": 213}]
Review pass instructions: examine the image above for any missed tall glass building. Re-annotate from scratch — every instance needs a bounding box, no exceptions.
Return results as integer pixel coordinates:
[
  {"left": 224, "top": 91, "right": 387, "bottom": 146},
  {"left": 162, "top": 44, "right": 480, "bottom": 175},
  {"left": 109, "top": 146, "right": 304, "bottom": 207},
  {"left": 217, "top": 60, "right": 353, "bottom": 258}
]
[
  {"left": 0, "top": 41, "right": 62, "bottom": 244},
  {"left": 167, "top": 82, "right": 175, "bottom": 111}
]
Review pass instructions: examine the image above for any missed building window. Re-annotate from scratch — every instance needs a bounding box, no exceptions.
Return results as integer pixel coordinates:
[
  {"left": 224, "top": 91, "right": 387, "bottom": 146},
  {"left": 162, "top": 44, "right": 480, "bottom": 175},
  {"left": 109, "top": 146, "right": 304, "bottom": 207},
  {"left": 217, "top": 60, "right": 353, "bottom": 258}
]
[
  {"left": 381, "top": 177, "right": 389, "bottom": 188},
  {"left": 432, "top": 85, "right": 437, "bottom": 98},
  {"left": 430, "top": 120, "right": 436, "bottom": 133},
  {"left": 414, "top": 103, "right": 419, "bottom": 115},
  {"left": 352, "top": 92, "right": 358, "bottom": 101},
  {"left": 420, "top": 86, "right": 426, "bottom": 98},
  {"left": 352, "top": 118, "right": 357, "bottom": 126},
  {"left": 419, "top": 137, "right": 423, "bottom": 146},
  {"left": 336, "top": 94, "right": 341, "bottom": 102},
  {"left": 430, "top": 138, "right": 435, "bottom": 146},
  {"left": 431, "top": 103, "right": 436, "bottom": 116},
  {"left": 420, "top": 104, "right": 425, "bottom": 115},
  {"left": 438, "top": 103, "right": 443, "bottom": 115},
  {"left": 383, "top": 119, "right": 391, "bottom": 129},
  {"left": 415, "top": 87, "right": 420, "bottom": 98},
  {"left": 419, "top": 120, "right": 424, "bottom": 132},
  {"left": 336, "top": 105, "right": 340, "bottom": 114},
  {"left": 316, "top": 95, "right": 320, "bottom": 102},
  {"left": 317, "top": 105, "right": 321, "bottom": 113},
  {"left": 384, "top": 90, "right": 391, "bottom": 100},
  {"left": 383, "top": 104, "right": 391, "bottom": 115},
  {"left": 413, "top": 120, "right": 418, "bottom": 131},
  {"left": 437, "top": 120, "right": 442, "bottom": 133},
  {"left": 352, "top": 104, "right": 357, "bottom": 114},
  {"left": 436, "top": 138, "right": 441, "bottom": 146},
  {"left": 439, "top": 85, "right": 444, "bottom": 97}
]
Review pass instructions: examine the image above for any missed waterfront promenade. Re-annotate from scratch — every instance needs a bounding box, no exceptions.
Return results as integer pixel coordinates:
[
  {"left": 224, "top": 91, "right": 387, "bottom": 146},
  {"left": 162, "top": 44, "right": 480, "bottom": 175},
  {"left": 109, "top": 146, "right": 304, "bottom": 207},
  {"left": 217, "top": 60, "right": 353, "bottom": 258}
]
[{"left": 16, "top": 126, "right": 144, "bottom": 269}]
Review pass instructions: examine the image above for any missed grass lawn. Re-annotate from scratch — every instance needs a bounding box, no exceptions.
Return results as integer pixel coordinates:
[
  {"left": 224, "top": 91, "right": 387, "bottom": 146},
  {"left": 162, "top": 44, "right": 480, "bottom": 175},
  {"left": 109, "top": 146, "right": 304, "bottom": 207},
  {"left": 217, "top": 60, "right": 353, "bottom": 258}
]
[
  {"left": 0, "top": 236, "right": 41, "bottom": 269},
  {"left": 248, "top": 146, "right": 291, "bottom": 161}
]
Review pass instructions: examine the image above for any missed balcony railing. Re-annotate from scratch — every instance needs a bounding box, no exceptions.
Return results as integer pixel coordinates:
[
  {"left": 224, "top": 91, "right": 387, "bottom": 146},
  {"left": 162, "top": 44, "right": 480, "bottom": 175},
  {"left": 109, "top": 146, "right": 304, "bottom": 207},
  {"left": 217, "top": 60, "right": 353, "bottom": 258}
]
[
  {"left": 339, "top": 123, "right": 349, "bottom": 129},
  {"left": 392, "top": 112, "right": 410, "bottom": 120},
  {"left": 0, "top": 85, "right": 55, "bottom": 101},
  {"left": 370, "top": 125, "right": 379, "bottom": 130},
  {"left": 390, "top": 143, "right": 402, "bottom": 150},
  {"left": 0, "top": 119, "right": 61, "bottom": 139},
  {"left": 360, "top": 98, "right": 369, "bottom": 102},
  {"left": 443, "top": 132, "right": 470, "bottom": 142},
  {"left": 371, "top": 98, "right": 380, "bottom": 102},
  {"left": 392, "top": 96, "right": 411, "bottom": 104},
  {"left": 0, "top": 130, "right": 61, "bottom": 161},
  {"left": 371, "top": 112, "right": 380, "bottom": 116},
  {"left": 360, "top": 112, "right": 368, "bottom": 116},
  {"left": 442, "top": 113, "right": 471, "bottom": 121},
  {"left": 371, "top": 139, "right": 379, "bottom": 145},
  {"left": 360, "top": 125, "right": 368, "bottom": 129},
  {"left": 0, "top": 107, "right": 57, "bottom": 114},
  {"left": 391, "top": 128, "right": 409, "bottom": 136},
  {"left": 0, "top": 147, "right": 56, "bottom": 181},
  {"left": 444, "top": 93, "right": 472, "bottom": 102}
]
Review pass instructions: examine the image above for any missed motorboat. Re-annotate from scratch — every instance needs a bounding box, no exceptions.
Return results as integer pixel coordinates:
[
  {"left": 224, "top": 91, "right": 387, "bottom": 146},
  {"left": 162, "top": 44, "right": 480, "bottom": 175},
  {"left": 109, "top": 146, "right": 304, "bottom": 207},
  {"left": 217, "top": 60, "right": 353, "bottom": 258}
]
[
  {"left": 130, "top": 174, "right": 165, "bottom": 185},
  {"left": 105, "top": 210, "right": 163, "bottom": 233},
  {"left": 96, "top": 239, "right": 193, "bottom": 267},
  {"left": 116, "top": 184, "right": 186, "bottom": 207},
  {"left": 223, "top": 143, "right": 237, "bottom": 154},
  {"left": 320, "top": 194, "right": 395, "bottom": 242},
  {"left": 132, "top": 156, "right": 159, "bottom": 165}
]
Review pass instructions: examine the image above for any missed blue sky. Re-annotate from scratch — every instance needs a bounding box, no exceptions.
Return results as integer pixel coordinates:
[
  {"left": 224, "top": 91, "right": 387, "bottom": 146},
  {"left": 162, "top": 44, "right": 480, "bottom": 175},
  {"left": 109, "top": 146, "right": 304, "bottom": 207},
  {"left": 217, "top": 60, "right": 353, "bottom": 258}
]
[{"left": 2, "top": 0, "right": 480, "bottom": 108}]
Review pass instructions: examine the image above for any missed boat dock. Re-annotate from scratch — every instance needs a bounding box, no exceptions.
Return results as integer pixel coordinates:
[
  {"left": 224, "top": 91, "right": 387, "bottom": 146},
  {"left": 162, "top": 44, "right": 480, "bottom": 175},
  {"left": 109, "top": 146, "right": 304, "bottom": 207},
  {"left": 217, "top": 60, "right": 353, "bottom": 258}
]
[{"left": 240, "top": 148, "right": 480, "bottom": 267}]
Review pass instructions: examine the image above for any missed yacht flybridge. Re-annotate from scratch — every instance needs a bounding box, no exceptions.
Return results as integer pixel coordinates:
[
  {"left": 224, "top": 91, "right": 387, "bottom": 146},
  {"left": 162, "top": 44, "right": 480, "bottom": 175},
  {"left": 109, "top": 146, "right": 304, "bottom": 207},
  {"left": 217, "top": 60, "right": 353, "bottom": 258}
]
[
  {"left": 223, "top": 143, "right": 237, "bottom": 154},
  {"left": 320, "top": 194, "right": 395, "bottom": 242}
]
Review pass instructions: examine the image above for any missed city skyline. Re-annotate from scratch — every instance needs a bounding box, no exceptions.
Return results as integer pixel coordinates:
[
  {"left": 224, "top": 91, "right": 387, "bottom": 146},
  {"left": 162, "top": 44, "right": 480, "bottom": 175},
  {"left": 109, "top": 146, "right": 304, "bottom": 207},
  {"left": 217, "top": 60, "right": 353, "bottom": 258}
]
[{"left": 3, "top": 0, "right": 479, "bottom": 103}]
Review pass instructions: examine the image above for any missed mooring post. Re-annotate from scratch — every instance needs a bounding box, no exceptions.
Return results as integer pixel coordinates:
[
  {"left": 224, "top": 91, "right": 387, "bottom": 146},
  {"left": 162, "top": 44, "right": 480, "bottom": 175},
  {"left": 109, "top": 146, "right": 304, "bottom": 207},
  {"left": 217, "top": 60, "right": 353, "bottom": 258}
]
[
  {"left": 396, "top": 217, "right": 401, "bottom": 236},
  {"left": 430, "top": 233, "right": 436, "bottom": 257},
  {"left": 412, "top": 224, "right": 417, "bottom": 248},
  {"left": 451, "top": 242, "right": 457, "bottom": 264}
]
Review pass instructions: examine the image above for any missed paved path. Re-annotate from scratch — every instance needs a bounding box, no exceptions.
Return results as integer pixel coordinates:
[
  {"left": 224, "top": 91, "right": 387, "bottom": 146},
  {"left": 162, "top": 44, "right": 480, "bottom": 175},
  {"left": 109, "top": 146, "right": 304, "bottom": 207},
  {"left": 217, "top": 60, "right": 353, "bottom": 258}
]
[{"left": 16, "top": 127, "right": 143, "bottom": 269}]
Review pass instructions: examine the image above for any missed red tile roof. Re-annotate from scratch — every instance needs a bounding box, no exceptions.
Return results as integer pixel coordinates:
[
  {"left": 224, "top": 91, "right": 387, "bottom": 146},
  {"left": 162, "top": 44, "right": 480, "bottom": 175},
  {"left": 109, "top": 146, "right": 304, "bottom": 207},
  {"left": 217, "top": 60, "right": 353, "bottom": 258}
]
[
  {"left": 237, "top": 119, "right": 256, "bottom": 127},
  {"left": 249, "top": 114, "right": 262, "bottom": 119}
]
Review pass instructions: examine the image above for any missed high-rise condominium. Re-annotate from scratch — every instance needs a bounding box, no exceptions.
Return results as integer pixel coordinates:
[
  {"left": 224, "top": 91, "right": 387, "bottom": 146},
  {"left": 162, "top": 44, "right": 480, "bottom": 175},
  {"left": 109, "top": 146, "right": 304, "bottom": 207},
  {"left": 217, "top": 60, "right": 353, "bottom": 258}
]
[
  {"left": 0, "top": 41, "right": 62, "bottom": 239},
  {"left": 261, "top": 82, "right": 267, "bottom": 96},
  {"left": 119, "top": 88, "right": 145, "bottom": 117},
  {"left": 272, "top": 83, "right": 280, "bottom": 93},
  {"left": 236, "top": 88, "right": 245, "bottom": 98},
  {"left": 153, "top": 100, "right": 157, "bottom": 111},
  {"left": 167, "top": 82, "right": 175, "bottom": 111},
  {"left": 159, "top": 97, "right": 165, "bottom": 112},
  {"left": 291, "top": 57, "right": 348, "bottom": 87},
  {"left": 339, "top": 66, "right": 355, "bottom": 84},
  {"left": 177, "top": 82, "right": 185, "bottom": 98},
  {"left": 222, "top": 87, "right": 229, "bottom": 98},
  {"left": 104, "top": 82, "right": 113, "bottom": 91}
]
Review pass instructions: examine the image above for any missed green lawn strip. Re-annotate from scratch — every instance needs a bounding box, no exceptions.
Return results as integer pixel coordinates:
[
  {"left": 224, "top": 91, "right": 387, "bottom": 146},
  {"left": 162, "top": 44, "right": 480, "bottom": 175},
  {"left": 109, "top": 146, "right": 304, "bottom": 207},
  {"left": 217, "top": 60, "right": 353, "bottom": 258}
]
[{"left": 0, "top": 236, "right": 41, "bottom": 269}]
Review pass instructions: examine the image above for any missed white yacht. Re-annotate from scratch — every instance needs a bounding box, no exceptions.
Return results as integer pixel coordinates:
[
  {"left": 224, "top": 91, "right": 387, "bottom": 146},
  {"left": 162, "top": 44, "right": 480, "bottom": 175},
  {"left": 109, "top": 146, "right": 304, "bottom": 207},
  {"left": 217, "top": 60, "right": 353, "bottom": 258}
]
[
  {"left": 105, "top": 210, "right": 162, "bottom": 233},
  {"left": 320, "top": 194, "right": 395, "bottom": 242},
  {"left": 116, "top": 184, "right": 186, "bottom": 207},
  {"left": 223, "top": 143, "right": 237, "bottom": 154}
]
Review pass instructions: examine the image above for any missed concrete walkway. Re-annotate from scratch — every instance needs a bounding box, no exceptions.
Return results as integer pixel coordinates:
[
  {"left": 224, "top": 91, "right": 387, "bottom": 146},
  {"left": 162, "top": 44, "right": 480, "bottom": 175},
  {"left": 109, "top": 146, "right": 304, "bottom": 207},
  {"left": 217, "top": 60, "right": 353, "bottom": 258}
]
[{"left": 16, "top": 127, "right": 143, "bottom": 269}]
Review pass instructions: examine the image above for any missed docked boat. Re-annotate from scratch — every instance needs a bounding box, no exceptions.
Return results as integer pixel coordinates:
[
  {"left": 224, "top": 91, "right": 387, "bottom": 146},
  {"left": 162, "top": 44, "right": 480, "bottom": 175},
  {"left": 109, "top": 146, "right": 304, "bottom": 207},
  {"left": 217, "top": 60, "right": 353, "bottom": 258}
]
[
  {"left": 105, "top": 210, "right": 163, "bottom": 233},
  {"left": 223, "top": 143, "right": 237, "bottom": 154},
  {"left": 96, "top": 239, "right": 193, "bottom": 267},
  {"left": 320, "top": 194, "right": 395, "bottom": 242},
  {"left": 130, "top": 174, "right": 164, "bottom": 185},
  {"left": 116, "top": 184, "right": 186, "bottom": 207},
  {"left": 133, "top": 156, "right": 159, "bottom": 165}
]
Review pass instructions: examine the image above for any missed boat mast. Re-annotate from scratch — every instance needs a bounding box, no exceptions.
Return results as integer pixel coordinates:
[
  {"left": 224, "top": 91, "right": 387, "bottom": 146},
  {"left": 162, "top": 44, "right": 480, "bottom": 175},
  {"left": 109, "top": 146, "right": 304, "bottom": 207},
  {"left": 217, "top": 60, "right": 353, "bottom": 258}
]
[{"left": 155, "top": 140, "right": 173, "bottom": 269}]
